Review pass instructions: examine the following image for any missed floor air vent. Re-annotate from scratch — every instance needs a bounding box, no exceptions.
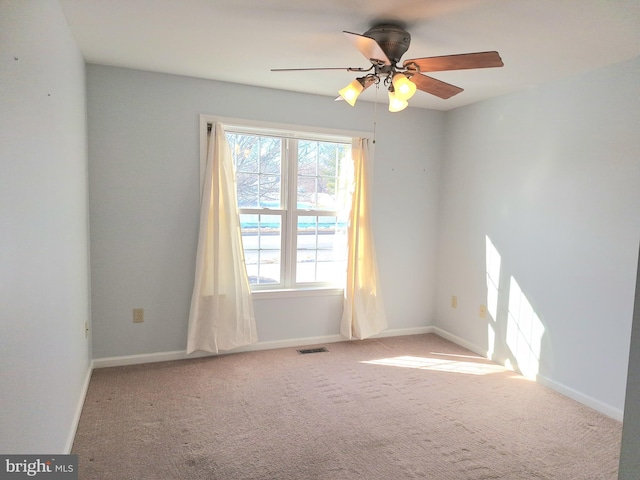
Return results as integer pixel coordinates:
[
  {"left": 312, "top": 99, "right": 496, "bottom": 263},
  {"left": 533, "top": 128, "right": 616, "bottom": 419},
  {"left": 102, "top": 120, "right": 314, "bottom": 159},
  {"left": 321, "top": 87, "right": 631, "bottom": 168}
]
[{"left": 297, "top": 347, "right": 328, "bottom": 355}]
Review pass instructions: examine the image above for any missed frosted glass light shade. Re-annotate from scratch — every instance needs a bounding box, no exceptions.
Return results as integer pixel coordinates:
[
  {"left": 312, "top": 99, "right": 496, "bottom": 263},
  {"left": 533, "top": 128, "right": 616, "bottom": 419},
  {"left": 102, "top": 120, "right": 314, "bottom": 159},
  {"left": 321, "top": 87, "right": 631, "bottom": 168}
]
[
  {"left": 392, "top": 74, "right": 417, "bottom": 101},
  {"left": 388, "top": 90, "right": 408, "bottom": 112},
  {"left": 338, "top": 79, "right": 365, "bottom": 106}
]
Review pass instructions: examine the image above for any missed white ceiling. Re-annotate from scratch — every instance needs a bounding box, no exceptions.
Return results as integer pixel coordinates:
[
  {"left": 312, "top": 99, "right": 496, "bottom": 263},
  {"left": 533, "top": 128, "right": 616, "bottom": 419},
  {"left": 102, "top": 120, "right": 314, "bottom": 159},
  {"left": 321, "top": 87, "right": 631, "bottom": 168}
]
[{"left": 59, "top": 0, "right": 640, "bottom": 111}]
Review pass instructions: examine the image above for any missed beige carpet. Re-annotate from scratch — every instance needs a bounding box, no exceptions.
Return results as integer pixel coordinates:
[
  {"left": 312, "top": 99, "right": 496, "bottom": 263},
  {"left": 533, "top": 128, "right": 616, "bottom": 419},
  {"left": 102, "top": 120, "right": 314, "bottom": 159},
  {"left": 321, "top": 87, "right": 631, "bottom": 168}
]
[{"left": 73, "top": 334, "right": 622, "bottom": 479}]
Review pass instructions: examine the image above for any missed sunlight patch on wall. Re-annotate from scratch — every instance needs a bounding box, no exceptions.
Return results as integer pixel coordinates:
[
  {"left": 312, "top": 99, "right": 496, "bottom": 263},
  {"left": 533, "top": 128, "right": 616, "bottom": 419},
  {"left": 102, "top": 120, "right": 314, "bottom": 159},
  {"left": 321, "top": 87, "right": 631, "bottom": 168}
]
[
  {"left": 506, "top": 277, "right": 545, "bottom": 379},
  {"left": 485, "top": 236, "right": 502, "bottom": 357},
  {"left": 485, "top": 236, "right": 501, "bottom": 319},
  {"left": 487, "top": 323, "right": 496, "bottom": 359},
  {"left": 362, "top": 356, "right": 507, "bottom": 375}
]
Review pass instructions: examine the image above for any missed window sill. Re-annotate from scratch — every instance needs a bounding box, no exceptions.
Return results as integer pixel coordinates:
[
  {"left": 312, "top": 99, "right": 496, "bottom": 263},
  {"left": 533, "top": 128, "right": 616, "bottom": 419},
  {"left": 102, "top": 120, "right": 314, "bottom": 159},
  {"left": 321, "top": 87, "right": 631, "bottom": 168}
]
[{"left": 251, "top": 287, "right": 344, "bottom": 300}]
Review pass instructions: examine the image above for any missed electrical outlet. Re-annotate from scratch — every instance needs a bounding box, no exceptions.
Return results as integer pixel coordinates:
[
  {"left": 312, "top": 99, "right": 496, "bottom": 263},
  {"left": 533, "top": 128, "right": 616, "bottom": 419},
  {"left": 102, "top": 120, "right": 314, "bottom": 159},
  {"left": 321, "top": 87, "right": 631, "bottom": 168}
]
[
  {"left": 133, "top": 308, "right": 144, "bottom": 323},
  {"left": 451, "top": 295, "right": 458, "bottom": 308},
  {"left": 479, "top": 304, "right": 487, "bottom": 318}
]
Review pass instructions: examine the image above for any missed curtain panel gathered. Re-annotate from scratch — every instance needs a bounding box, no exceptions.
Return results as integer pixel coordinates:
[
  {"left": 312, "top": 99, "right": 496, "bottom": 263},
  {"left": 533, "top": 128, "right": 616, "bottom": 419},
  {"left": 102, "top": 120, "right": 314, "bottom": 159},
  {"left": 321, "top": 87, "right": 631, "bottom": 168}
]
[
  {"left": 187, "top": 123, "right": 258, "bottom": 354},
  {"left": 341, "top": 138, "right": 387, "bottom": 339}
]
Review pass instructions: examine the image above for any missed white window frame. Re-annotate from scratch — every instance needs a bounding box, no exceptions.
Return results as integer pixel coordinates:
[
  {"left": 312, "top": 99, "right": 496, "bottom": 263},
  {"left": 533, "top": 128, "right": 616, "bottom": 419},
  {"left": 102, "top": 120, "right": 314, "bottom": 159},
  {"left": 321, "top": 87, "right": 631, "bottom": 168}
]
[{"left": 199, "top": 115, "right": 372, "bottom": 297}]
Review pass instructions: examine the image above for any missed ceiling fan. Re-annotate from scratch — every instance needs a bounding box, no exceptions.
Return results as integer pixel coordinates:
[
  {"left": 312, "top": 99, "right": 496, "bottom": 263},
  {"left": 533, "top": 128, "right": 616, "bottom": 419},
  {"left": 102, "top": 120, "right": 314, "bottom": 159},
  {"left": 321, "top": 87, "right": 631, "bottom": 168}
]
[{"left": 271, "top": 23, "right": 504, "bottom": 112}]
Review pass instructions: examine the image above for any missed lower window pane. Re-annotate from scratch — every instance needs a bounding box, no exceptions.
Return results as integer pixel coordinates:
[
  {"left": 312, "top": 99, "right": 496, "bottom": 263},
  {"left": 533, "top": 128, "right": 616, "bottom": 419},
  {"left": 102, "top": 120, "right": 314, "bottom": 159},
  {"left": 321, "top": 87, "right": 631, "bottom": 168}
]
[
  {"left": 241, "top": 214, "right": 281, "bottom": 285},
  {"left": 296, "top": 215, "right": 347, "bottom": 284}
]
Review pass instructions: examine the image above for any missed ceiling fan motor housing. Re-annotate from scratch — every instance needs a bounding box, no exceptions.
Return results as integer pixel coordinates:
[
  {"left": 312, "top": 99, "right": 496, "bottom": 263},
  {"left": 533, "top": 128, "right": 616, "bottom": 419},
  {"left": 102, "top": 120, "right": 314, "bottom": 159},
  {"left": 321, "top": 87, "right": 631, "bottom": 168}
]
[{"left": 364, "top": 24, "right": 411, "bottom": 64}]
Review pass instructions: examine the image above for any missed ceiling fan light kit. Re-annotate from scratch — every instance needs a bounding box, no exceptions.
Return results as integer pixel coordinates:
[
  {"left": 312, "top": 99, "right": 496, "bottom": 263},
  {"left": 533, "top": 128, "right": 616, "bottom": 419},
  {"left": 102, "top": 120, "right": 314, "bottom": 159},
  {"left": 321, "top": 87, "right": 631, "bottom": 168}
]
[{"left": 272, "top": 23, "right": 504, "bottom": 112}]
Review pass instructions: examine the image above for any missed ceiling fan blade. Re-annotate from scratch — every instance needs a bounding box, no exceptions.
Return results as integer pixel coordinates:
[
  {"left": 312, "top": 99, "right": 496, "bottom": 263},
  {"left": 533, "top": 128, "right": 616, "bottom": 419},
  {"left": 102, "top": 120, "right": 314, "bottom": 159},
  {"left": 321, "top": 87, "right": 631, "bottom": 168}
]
[
  {"left": 271, "top": 67, "right": 368, "bottom": 72},
  {"left": 404, "top": 51, "right": 503, "bottom": 72},
  {"left": 343, "top": 31, "right": 392, "bottom": 66},
  {"left": 410, "top": 73, "right": 463, "bottom": 99}
]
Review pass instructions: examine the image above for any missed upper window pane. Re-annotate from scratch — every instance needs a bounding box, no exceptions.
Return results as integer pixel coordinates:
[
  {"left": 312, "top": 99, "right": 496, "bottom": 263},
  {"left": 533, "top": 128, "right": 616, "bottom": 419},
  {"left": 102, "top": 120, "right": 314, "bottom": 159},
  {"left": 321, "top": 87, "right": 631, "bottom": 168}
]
[
  {"left": 297, "top": 140, "right": 351, "bottom": 211},
  {"left": 229, "top": 134, "right": 259, "bottom": 172},
  {"left": 259, "top": 137, "right": 281, "bottom": 175},
  {"left": 297, "top": 176, "right": 317, "bottom": 208},
  {"left": 228, "top": 133, "right": 282, "bottom": 208},
  {"left": 298, "top": 141, "right": 318, "bottom": 176}
]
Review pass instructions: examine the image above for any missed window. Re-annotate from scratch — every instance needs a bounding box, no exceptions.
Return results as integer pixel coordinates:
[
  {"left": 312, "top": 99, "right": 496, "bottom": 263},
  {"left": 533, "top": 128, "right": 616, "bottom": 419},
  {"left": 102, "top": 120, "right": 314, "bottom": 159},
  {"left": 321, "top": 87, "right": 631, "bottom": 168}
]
[{"left": 223, "top": 126, "right": 353, "bottom": 291}]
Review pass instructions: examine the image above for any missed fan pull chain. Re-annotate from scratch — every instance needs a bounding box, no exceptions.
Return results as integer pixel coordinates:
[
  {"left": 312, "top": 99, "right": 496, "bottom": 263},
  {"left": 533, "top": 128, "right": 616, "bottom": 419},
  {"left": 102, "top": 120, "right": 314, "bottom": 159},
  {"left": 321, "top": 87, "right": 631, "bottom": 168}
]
[{"left": 372, "top": 83, "right": 379, "bottom": 144}]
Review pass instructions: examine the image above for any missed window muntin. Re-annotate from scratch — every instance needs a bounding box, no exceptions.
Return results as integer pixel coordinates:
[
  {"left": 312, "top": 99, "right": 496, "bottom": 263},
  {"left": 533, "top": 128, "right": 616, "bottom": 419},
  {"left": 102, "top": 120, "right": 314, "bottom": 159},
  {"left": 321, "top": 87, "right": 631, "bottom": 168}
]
[{"left": 226, "top": 129, "right": 352, "bottom": 291}]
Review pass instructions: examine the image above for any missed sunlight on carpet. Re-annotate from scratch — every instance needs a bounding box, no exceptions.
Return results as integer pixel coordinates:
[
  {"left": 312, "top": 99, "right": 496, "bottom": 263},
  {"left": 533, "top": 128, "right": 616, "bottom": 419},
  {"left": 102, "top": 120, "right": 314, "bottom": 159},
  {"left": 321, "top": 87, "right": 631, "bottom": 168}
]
[{"left": 361, "top": 355, "right": 508, "bottom": 375}]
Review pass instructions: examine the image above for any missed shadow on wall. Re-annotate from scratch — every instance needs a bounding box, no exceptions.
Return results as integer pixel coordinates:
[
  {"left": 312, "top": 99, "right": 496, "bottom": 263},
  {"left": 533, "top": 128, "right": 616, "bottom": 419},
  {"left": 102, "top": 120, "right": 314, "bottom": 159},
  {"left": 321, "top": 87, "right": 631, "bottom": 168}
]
[{"left": 485, "top": 235, "right": 547, "bottom": 380}]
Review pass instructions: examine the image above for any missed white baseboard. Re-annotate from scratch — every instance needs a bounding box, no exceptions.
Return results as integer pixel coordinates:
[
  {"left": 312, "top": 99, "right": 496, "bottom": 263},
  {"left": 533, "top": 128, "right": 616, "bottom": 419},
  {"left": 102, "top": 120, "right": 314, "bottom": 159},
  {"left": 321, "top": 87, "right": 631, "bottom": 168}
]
[
  {"left": 536, "top": 374, "right": 624, "bottom": 421},
  {"left": 92, "top": 326, "right": 435, "bottom": 369},
  {"left": 431, "top": 326, "right": 623, "bottom": 421},
  {"left": 65, "top": 361, "right": 93, "bottom": 453},
  {"left": 430, "top": 326, "right": 490, "bottom": 357},
  {"left": 373, "top": 326, "right": 434, "bottom": 338},
  {"left": 93, "top": 335, "right": 341, "bottom": 368}
]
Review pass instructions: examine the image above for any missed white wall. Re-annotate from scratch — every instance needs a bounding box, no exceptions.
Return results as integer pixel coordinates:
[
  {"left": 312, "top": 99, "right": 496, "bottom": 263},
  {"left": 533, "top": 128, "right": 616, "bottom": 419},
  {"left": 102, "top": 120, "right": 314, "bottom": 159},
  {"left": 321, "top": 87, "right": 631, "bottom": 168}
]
[
  {"left": 436, "top": 57, "right": 640, "bottom": 417},
  {"left": 0, "top": 0, "right": 91, "bottom": 453},
  {"left": 86, "top": 65, "right": 444, "bottom": 358}
]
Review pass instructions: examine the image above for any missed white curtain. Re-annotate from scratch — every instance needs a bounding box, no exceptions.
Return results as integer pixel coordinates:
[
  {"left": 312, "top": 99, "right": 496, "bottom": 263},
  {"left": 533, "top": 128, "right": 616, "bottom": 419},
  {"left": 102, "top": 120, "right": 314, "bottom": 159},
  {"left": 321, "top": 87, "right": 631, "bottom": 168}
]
[
  {"left": 187, "top": 123, "right": 258, "bottom": 354},
  {"left": 341, "top": 138, "right": 387, "bottom": 339}
]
